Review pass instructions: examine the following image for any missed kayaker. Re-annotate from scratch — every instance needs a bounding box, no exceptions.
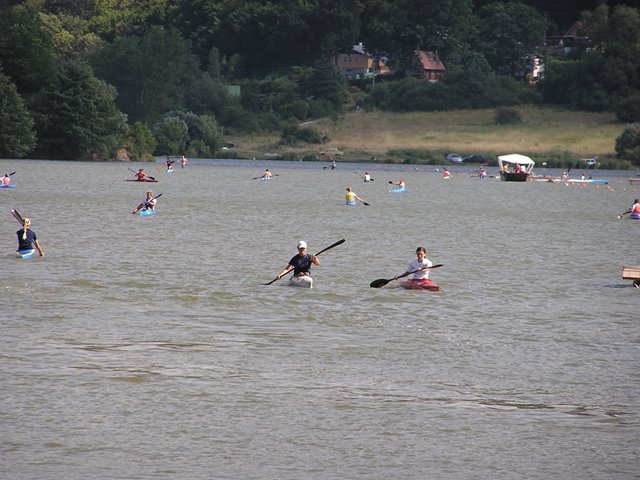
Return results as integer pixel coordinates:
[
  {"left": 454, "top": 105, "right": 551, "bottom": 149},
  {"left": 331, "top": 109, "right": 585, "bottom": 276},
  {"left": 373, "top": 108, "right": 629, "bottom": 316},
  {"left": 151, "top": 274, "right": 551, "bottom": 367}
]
[
  {"left": 396, "top": 246, "right": 435, "bottom": 288},
  {"left": 479, "top": 166, "right": 486, "bottom": 179},
  {"left": 2, "top": 174, "right": 10, "bottom": 185},
  {"left": 345, "top": 186, "right": 367, "bottom": 206},
  {"left": 132, "top": 191, "right": 157, "bottom": 214},
  {"left": 628, "top": 198, "right": 640, "bottom": 218},
  {"left": 391, "top": 178, "right": 405, "bottom": 190},
  {"left": 443, "top": 168, "right": 451, "bottom": 179},
  {"left": 16, "top": 218, "right": 44, "bottom": 257},
  {"left": 180, "top": 155, "right": 188, "bottom": 168},
  {"left": 274, "top": 240, "right": 319, "bottom": 287},
  {"left": 135, "top": 169, "right": 147, "bottom": 181},
  {"left": 261, "top": 169, "right": 273, "bottom": 179},
  {"left": 363, "top": 172, "right": 371, "bottom": 182}
]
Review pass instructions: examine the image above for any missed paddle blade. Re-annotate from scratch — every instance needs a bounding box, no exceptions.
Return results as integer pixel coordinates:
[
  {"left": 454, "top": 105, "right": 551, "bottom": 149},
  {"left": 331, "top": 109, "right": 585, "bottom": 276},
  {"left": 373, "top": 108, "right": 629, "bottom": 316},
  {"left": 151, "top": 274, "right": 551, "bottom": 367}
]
[
  {"left": 370, "top": 278, "right": 391, "bottom": 288},
  {"left": 11, "top": 209, "right": 24, "bottom": 225},
  {"left": 314, "top": 238, "right": 345, "bottom": 256},
  {"left": 363, "top": 202, "right": 370, "bottom": 206}
]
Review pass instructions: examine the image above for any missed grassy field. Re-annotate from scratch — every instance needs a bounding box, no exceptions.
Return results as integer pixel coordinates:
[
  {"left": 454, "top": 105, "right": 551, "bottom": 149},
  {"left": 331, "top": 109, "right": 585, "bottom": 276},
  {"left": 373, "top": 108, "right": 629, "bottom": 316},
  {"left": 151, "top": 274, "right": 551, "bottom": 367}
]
[{"left": 233, "top": 105, "right": 628, "bottom": 165}]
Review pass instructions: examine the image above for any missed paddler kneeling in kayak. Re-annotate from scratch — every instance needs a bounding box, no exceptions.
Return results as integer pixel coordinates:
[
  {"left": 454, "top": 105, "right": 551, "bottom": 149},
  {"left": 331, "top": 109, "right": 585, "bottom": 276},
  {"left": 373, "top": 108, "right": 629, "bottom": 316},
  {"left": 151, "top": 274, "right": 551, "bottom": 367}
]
[
  {"left": 397, "top": 246, "right": 439, "bottom": 291},
  {"left": 17, "top": 217, "right": 45, "bottom": 257},
  {"left": 131, "top": 191, "right": 157, "bottom": 214},
  {"left": 274, "top": 240, "right": 319, "bottom": 288}
]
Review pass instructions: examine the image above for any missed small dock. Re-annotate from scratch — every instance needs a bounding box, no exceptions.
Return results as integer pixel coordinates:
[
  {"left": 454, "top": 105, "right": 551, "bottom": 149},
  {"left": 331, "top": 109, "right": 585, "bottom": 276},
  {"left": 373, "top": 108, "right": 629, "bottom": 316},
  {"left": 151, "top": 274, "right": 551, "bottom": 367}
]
[{"left": 622, "top": 265, "right": 640, "bottom": 288}]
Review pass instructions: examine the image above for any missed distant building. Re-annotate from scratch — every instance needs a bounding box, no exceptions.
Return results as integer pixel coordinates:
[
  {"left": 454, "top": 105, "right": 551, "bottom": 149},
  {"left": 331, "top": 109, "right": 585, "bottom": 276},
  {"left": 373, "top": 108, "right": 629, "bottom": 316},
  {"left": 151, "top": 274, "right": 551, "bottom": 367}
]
[
  {"left": 405, "top": 50, "right": 446, "bottom": 83},
  {"left": 335, "top": 43, "right": 389, "bottom": 80}
]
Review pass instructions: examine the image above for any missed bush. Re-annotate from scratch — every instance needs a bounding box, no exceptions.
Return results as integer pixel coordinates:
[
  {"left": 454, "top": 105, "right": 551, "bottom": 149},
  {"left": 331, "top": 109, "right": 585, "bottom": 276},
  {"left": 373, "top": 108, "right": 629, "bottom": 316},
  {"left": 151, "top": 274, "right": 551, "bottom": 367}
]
[
  {"left": 495, "top": 108, "right": 523, "bottom": 124},
  {"left": 615, "top": 93, "right": 640, "bottom": 123},
  {"left": 280, "top": 125, "right": 324, "bottom": 145},
  {"left": 615, "top": 124, "right": 640, "bottom": 165}
]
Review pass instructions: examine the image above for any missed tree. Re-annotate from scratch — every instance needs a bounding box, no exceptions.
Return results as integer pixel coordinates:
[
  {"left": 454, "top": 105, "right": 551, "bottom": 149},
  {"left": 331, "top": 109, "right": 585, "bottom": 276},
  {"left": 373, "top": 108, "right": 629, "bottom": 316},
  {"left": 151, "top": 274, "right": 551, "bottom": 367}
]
[
  {"left": 0, "top": 73, "right": 36, "bottom": 158},
  {"left": 90, "top": 26, "right": 203, "bottom": 124},
  {"left": 476, "top": 2, "right": 548, "bottom": 76},
  {"left": 0, "top": 1, "right": 60, "bottom": 95},
  {"left": 615, "top": 124, "right": 640, "bottom": 165},
  {"left": 152, "top": 110, "right": 223, "bottom": 156},
  {"left": 30, "top": 61, "right": 127, "bottom": 159}
]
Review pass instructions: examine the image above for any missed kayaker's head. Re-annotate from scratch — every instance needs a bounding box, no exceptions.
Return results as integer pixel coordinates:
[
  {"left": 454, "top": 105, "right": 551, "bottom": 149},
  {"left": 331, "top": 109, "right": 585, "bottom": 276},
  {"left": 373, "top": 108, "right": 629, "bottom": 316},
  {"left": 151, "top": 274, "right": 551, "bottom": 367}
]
[
  {"left": 297, "top": 240, "right": 307, "bottom": 252},
  {"left": 146, "top": 191, "right": 153, "bottom": 198},
  {"left": 23, "top": 218, "right": 31, "bottom": 228},
  {"left": 635, "top": 199, "right": 639, "bottom": 203},
  {"left": 416, "top": 246, "right": 426, "bottom": 258},
  {"left": 138, "top": 168, "right": 144, "bottom": 172},
  {"left": 346, "top": 186, "right": 352, "bottom": 192}
]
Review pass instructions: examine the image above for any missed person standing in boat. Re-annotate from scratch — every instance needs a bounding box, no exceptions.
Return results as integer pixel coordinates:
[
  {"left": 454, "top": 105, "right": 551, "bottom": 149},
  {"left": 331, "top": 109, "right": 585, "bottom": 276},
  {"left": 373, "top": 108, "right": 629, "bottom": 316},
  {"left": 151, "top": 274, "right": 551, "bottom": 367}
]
[
  {"left": 132, "top": 191, "right": 157, "bottom": 214},
  {"left": 345, "top": 186, "right": 367, "bottom": 206},
  {"left": 274, "top": 241, "right": 319, "bottom": 288},
  {"left": 16, "top": 218, "right": 44, "bottom": 256},
  {"left": 395, "top": 246, "right": 435, "bottom": 288}
]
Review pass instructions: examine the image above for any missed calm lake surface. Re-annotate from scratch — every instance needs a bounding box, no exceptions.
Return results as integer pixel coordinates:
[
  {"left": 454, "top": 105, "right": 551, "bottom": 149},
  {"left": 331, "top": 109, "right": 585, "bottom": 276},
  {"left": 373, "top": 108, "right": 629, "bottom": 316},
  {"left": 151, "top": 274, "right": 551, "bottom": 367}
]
[{"left": 1, "top": 158, "right": 638, "bottom": 480}]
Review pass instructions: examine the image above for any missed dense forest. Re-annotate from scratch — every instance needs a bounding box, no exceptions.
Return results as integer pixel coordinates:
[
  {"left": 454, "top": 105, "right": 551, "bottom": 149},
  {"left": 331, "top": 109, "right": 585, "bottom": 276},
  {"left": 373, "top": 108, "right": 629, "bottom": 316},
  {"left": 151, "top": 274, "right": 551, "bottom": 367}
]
[{"left": 1, "top": 0, "right": 640, "bottom": 164}]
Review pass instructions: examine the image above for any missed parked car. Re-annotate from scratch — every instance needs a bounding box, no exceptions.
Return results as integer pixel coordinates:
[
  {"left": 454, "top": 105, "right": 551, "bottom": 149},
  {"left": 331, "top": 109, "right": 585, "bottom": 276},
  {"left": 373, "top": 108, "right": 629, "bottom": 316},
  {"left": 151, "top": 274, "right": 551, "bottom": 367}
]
[
  {"left": 582, "top": 157, "right": 597, "bottom": 168},
  {"left": 462, "top": 155, "right": 490, "bottom": 164},
  {"left": 319, "top": 147, "right": 343, "bottom": 160},
  {"left": 446, "top": 153, "right": 462, "bottom": 164}
]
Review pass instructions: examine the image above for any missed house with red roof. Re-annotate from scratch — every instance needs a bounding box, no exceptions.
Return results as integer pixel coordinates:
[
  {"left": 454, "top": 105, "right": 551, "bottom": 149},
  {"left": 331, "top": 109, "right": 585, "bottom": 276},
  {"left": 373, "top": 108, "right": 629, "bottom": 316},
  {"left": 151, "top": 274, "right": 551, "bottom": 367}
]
[{"left": 406, "top": 50, "right": 446, "bottom": 83}]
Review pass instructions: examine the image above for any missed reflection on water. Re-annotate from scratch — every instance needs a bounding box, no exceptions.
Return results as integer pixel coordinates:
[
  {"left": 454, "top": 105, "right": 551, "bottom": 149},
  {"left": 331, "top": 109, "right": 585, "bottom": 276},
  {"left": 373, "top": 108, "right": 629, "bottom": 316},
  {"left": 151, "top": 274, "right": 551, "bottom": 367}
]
[{"left": 1, "top": 159, "right": 638, "bottom": 479}]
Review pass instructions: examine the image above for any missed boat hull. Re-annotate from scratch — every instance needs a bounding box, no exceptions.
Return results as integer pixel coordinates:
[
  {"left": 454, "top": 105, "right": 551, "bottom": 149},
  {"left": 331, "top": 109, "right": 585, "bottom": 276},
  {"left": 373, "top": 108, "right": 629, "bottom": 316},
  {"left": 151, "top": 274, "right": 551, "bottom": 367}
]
[
  {"left": 289, "top": 275, "right": 313, "bottom": 288},
  {"left": 401, "top": 278, "right": 440, "bottom": 291},
  {"left": 0, "top": 184, "right": 15, "bottom": 188},
  {"left": 139, "top": 209, "right": 156, "bottom": 216},
  {"left": 390, "top": 188, "right": 408, "bottom": 193},
  {"left": 125, "top": 179, "right": 158, "bottom": 183},
  {"left": 500, "top": 171, "right": 529, "bottom": 182},
  {"left": 346, "top": 200, "right": 357, "bottom": 206},
  {"left": 631, "top": 213, "right": 640, "bottom": 220},
  {"left": 16, "top": 248, "right": 36, "bottom": 259}
]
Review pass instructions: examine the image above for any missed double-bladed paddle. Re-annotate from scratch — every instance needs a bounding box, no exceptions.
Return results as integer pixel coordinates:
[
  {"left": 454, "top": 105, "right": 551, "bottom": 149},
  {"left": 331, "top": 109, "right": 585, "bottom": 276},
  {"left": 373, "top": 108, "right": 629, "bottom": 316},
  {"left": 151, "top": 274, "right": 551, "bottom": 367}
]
[
  {"left": 370, "top": 264, "right": 443, "bottom": 288},
  {"left": 263, "top": 238, "right": 345, "bottom": 285},
  {"left": 618, "top": 210, "right": 631, "bottom": 219},
  {"left": 128, "top": 167, "right": 156, "bottom": 181}
]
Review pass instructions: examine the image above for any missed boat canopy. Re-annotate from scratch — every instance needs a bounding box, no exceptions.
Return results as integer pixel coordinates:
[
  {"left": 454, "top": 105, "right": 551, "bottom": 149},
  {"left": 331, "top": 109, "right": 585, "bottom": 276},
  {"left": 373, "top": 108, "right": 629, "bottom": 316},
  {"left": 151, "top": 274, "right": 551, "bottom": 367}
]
[{"left": 497, "top": 154, "right": 535, "bottom": 173}]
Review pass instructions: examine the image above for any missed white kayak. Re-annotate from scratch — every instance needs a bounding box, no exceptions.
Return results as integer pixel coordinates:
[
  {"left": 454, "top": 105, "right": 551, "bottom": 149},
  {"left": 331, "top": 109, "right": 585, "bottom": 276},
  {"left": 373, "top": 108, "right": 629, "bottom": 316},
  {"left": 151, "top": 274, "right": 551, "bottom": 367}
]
[{"left": 289, "top": 275, "right": 313, "bottom": 288}]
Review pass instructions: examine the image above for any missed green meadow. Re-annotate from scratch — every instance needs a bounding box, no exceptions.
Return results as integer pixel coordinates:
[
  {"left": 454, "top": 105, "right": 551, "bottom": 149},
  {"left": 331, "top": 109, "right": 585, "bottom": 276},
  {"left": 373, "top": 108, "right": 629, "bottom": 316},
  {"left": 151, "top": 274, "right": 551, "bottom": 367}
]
[{"left": 235, "top": 106, "right": 634, "bottom": 168}]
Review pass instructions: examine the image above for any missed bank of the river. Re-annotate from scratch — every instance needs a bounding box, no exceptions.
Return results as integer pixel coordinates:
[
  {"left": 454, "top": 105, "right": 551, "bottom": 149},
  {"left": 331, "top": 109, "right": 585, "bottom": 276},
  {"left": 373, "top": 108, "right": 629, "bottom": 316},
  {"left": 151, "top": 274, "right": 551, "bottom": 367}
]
[{"left": 228, "top": 105, "right": 637, "bottom": 169}]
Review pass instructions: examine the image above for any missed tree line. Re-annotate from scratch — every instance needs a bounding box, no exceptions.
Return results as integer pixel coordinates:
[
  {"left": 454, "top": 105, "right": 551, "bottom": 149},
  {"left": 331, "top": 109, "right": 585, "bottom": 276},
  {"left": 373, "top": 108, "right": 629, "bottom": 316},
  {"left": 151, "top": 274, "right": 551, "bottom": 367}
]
[{"left": 1, "top": 0, "right": 640, "bottom": 164}]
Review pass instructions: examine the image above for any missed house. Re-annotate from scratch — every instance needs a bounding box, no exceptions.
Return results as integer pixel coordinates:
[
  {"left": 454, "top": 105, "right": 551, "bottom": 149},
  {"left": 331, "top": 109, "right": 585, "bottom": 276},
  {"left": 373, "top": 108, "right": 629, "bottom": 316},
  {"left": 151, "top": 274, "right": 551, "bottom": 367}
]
[
  {"left": 335, "top": 43, "right": 389, "bottom": 80},
  {"left": 406, "top": 50, "right": 446, "bottom": 83}
]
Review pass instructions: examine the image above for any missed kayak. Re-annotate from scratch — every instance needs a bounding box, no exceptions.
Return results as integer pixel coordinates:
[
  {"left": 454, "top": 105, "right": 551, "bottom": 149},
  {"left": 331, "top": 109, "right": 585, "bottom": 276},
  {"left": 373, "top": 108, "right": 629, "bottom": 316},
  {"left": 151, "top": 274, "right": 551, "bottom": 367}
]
[
  {"left": 16, "top": 248, "right": 36, "bottom": 259},
  {"left": 289, "top": 275, "right": 313, "bottom": 288},
  {"left": 139, "top": 209, "right": 156, "bottom": 216},
  {"left": 390, "top": 188, "right": 408, "bottom": 193},
  {"left": 125, "top": 179, "right": 158, "bottom": 183},
  {"left": 166, "top": 169, "right": 174, "bottom": 173},
  {"left": 346, "top": 200, "right": 357, "bottom": 206},
  {"left": 631, "top": 213, "right": 640, "bottom": 220},
  {"left": 258, "top": 177, "right": 272, "bottom": 181},
  {"left": 0, "top": 184, "right": 15, "bottom": 188},
  {"left": 401, "top": 278, "right": 440, "bottom": 291}
]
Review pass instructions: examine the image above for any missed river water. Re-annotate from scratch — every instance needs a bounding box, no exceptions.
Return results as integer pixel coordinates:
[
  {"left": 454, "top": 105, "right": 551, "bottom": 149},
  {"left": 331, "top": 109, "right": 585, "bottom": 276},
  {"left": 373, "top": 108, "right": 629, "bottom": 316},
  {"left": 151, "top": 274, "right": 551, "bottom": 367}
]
[{"left": 1, "top": 159, "right": 638, "bottom": 479}]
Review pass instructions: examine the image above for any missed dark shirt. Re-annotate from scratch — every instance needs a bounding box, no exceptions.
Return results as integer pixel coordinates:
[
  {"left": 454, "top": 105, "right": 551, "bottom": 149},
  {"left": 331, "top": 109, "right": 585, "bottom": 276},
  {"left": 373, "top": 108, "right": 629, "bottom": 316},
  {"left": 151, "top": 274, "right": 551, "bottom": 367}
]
[
  {"left": 17, "top": 229, "right": 37, "bottom": 251},
  {"left": 288, "top": 253, "right": 313, "bottom": 275}
]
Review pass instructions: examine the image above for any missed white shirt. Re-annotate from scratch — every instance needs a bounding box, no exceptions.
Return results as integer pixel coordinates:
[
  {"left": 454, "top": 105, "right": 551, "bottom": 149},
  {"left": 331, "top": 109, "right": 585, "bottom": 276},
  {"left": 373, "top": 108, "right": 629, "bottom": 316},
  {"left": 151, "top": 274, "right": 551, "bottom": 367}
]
[{"left": 408, "top": 258, "right": 432, "bottom": 279}]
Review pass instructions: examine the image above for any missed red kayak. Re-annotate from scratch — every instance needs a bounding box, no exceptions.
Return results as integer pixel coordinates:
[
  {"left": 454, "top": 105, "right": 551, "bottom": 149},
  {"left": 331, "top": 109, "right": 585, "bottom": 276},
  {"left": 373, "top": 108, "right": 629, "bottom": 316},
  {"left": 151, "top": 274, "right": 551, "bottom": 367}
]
[
  {"left": 125, "top": 179, "right": 158, "bottom": 183},
  {"left": 401, "top": 278, "right": 440, "bottom": 291}
]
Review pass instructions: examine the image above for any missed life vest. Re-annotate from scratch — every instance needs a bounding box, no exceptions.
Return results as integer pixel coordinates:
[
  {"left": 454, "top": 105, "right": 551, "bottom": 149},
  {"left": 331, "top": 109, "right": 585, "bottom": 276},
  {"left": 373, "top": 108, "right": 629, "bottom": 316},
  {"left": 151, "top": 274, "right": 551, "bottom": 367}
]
[{"left": 345, "top": 191, "right": 355, "bottom": 202}]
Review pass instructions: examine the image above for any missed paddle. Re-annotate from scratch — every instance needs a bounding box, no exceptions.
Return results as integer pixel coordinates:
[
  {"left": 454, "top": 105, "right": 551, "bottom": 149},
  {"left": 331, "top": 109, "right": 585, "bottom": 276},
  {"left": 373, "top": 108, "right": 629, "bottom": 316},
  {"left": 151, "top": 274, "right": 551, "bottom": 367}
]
[
  {"left": 618, "top": 209, "right": 631, "bottom": 219},
  {"left": 11, "top": 208, "right": 25, "bottom": 225},
  {"left": 252, "top": 174, "right": 279, "bottom": 179},
  {"left": 370, "top": 264, "right": 443, "bottom": 288},
  {"left": 263, "top": 238, "right": 346, "bottom": 285},
  {"left": 5, "top": 171, "right": 16, "bottom": 176},
  {"left": 132, "top": 193, "right": 163, "bottom": 214},
  {"left": 128, "top": 168, "right": 156, "bottom": 181}
]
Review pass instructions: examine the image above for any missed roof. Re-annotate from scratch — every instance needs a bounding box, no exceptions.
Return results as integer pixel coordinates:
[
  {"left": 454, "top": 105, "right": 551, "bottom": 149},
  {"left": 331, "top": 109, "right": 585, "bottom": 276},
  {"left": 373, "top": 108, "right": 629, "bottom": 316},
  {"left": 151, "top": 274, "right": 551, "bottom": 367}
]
[
  {"left": 416, "top": 50, "right": 446, "bottom": 72},
  {"left": 497, "top": 154, "right": 535, "bottom": 165}
]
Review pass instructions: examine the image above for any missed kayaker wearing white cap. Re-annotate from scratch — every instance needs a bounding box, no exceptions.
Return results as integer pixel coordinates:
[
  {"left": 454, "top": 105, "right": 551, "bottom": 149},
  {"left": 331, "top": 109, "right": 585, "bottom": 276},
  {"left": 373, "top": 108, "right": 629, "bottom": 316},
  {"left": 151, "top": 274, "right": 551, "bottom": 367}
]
[{"left": 274, "top": 240, "right": 320, "bottom": 288}]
